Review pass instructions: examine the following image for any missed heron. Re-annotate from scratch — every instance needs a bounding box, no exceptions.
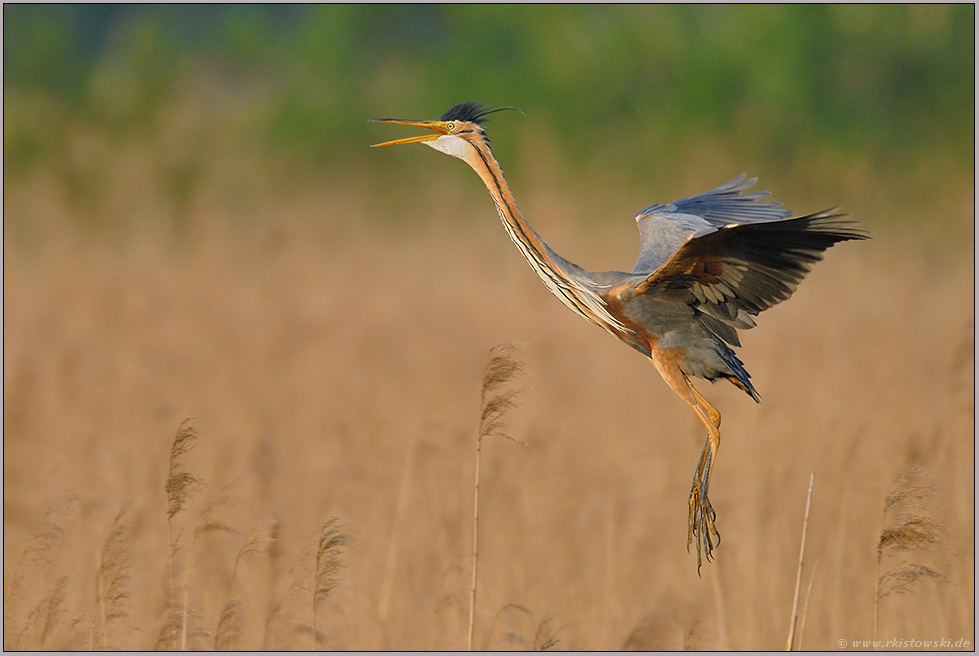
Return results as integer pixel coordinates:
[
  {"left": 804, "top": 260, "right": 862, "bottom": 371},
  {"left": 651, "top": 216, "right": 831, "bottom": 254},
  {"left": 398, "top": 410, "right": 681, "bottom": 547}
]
[{"left": 371, "top": 102, "right": 868, "bottom": 571}]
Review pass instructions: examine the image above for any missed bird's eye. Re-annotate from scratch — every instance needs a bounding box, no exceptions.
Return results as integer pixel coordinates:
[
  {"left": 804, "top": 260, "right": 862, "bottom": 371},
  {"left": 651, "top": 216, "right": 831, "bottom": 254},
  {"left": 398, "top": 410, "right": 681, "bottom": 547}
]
[{"left": 445, "top": 122, "right": 455, "bottom": 132}]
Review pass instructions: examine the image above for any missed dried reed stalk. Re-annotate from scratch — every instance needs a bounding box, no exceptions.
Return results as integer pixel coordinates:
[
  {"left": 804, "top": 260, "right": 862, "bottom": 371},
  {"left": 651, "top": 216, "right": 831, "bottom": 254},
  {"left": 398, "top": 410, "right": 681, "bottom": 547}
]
[
  {"left": 376, "top": 424, "right": 420, "bottom": 646},
  {"left": 797, "top": 561, "right": 817, "bottom": 650},
  {"left": 786, "top": 472, "right": 814, "bottom": 650},
  {"left": 161, "top": 419, "right": 204, "bottom": 651},
  {"left": 710, "top": 562, "right": 731, "bottom": 650},
  {"left": 469, "top": 343, "right": 526, "bottom": 651}
]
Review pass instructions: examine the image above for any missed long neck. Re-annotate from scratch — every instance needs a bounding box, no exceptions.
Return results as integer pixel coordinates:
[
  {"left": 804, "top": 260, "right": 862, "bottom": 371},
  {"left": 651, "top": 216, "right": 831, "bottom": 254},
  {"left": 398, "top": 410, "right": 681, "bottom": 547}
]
[{"left": 458, "top": 136, "right": 627, "bottom": 333}]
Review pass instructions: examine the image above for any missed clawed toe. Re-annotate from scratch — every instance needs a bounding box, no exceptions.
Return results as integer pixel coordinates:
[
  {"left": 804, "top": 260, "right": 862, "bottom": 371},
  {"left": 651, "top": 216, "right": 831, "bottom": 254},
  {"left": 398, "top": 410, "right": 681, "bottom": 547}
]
[{"left": 687, "top": 485, "right": 721, "bottom": 574}]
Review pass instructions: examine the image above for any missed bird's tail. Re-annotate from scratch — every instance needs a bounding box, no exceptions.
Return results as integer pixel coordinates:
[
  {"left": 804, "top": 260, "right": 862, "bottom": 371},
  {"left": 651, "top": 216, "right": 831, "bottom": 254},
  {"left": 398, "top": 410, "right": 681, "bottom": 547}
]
[{"left": 716, "top": 341, "right": 761, "bottom": 402}]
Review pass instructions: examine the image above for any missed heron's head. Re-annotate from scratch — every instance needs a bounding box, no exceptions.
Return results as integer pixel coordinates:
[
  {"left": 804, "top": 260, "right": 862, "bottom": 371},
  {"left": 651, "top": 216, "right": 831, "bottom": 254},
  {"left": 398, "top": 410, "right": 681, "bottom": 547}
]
[{"left": 370, "top": 102, "right": 518, "bottom": 160}]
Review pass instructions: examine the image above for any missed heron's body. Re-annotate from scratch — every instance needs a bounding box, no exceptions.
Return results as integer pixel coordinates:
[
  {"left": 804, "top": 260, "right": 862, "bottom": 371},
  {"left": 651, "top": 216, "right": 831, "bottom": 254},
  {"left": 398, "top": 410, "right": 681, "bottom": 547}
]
[{"left": 372, "top": 102, "right": 868, "bottom": 571}]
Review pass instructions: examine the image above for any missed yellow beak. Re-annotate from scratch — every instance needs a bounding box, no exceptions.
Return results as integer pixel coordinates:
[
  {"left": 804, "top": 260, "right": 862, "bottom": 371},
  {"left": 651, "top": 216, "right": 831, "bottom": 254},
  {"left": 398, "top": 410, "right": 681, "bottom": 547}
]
[{"left": 369, "top": 119, "right": 450, "bottom": 147}]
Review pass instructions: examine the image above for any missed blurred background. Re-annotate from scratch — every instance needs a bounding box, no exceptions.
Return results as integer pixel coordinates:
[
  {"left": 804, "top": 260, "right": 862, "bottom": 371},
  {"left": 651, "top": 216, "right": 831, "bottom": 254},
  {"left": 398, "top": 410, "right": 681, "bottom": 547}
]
[
  {"left": 3, "top": 5, "right": 974, "bottom": 650},
  {"left": 3, "top": 5, "right": 974, "bottom": 238}
]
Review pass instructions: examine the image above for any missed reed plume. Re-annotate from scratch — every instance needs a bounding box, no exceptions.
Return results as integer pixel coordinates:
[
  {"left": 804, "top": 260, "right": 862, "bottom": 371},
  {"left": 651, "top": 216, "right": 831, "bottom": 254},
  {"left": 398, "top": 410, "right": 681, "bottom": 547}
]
[
  {"left": 91, "top": 503, "right": 134, "bottom": 650},
  {"left": 312, "top": 517, "right": 349, "bottom": 649},
  {"left": 486, "top": 603, "right": 561, "bottom": 651},
  {"left": 215, "top": 519, "right": 279, "bottom": 650},
  {"left": 160, "top": 419, "right": 205, "bottom": 651},
  {"left": 3, "top": 494, "right": 79, "bottom": 650},
  {"left": 469, "top": 344, "right": 526, "bottom": 651},
  {"left": 873, "top": 466, "right": 950, "bottom": 643}
]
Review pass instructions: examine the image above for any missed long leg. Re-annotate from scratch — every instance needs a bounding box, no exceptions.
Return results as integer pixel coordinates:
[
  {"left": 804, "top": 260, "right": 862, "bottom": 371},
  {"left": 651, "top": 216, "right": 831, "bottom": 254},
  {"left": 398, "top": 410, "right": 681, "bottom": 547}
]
[
  {"left": 684, "top": 381, "right": 723, "bottom": 573},
  {"left": 687, "top": 381, "right": 722, "bottom": 559},
  {"left": 651, "top": 349, "right": 723, "bottom": 573}
]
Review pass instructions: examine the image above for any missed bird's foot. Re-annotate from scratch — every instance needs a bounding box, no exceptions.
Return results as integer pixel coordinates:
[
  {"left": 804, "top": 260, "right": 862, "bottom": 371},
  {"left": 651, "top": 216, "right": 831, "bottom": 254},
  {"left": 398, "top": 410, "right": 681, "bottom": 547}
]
[{"left": 686, "top": 480, "right": 720, "bottom": 575}]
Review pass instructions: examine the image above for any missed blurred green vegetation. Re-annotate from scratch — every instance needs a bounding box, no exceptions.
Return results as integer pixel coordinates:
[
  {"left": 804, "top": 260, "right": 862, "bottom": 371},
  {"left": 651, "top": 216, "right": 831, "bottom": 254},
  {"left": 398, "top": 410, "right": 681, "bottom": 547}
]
[{"left": 3, "top": 5, "right": 975, "bottom": 229}]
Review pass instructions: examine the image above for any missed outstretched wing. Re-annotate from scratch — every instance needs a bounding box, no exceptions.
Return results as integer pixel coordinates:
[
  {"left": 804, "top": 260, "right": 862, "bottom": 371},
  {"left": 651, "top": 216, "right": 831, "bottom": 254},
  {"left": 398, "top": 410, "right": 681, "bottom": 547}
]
[
  {"left": 634, "top": 209, "right": 869, "bottom": 347},
  {"left": 631, "top": 175, "right": 792, "bottom": 275}
]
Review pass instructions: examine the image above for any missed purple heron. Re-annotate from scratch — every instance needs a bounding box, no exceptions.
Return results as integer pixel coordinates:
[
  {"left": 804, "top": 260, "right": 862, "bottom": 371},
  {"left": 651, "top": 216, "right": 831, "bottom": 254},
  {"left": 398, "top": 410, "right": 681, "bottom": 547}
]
[{"left": 371, "top": 102, "right": 868, "bottom": 571}]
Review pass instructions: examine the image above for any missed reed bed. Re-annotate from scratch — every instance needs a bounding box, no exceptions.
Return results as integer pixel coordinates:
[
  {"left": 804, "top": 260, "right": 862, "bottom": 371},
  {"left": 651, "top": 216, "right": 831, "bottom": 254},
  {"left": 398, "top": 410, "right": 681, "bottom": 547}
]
[{"left": 3, "top": 164, "right": 974, "bottom": 649}]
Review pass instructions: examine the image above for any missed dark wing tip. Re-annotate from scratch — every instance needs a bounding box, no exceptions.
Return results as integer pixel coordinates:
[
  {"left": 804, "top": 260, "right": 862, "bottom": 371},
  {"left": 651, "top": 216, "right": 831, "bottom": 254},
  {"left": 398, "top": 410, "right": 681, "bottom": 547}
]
[{"left": 798, "top": 208, "right": 872, "bottom": 240}]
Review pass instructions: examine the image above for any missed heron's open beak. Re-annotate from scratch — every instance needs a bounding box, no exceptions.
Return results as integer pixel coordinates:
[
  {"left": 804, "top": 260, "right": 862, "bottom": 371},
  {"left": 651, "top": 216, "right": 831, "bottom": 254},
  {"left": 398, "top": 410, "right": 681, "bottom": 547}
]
[{"left": 369, "top": 119, "right": 450, "bottom": 147}]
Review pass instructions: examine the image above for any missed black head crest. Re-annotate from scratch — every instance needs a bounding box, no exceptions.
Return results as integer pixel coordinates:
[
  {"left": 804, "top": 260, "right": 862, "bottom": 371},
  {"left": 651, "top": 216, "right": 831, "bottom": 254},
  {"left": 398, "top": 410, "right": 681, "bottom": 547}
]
[{"left": 440, "top": 102, "right": 522, "bottom": 125}]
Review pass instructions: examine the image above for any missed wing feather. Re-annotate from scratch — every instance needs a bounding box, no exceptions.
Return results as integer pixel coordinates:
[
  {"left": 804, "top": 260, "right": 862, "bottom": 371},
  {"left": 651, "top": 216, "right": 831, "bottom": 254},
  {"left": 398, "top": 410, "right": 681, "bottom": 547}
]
[
  {"left": 631, "top": 175, "right": 792, "bottom": 275},
  {"left": 635, "top": 209, "right": 869, "bottom": 346},
  {"left": 635, "top": 174, "right": 792, "bottom": 227}
]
